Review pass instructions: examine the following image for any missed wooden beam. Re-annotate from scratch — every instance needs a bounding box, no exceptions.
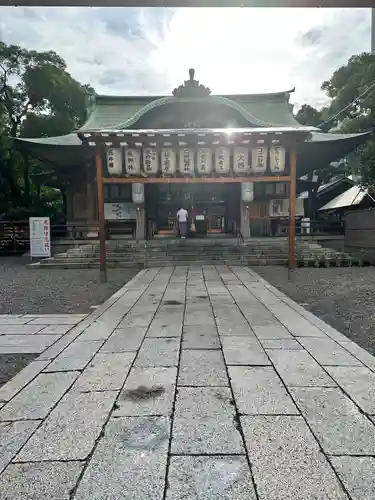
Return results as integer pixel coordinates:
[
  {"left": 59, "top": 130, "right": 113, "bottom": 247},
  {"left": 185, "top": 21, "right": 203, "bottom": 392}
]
[
  {"left": 103, "top": 176, "right": 291, "bottom": 184},
  {"left": 288, "top": 150, "right": 297, "bottom": 269},
  {"left": 95, "top": 149, "right": 107, "bottom": 282}
]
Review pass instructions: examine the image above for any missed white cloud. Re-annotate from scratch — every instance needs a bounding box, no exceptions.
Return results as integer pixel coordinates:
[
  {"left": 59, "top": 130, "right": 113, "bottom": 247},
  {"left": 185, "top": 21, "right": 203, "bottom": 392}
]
[{"left": 0, "top": 6, "right": 371, "bottom": 109}]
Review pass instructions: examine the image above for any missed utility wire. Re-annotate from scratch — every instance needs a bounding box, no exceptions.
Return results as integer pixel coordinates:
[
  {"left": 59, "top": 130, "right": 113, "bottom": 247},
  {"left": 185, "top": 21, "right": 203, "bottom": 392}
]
[{"left": 317, "top": 80, "right": 375, "bottom": 130}]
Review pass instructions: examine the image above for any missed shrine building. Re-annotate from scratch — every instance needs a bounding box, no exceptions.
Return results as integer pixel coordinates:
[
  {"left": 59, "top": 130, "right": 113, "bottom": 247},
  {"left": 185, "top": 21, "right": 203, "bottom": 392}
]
[{"left": 16, "top": 69, "right": 370, "bottom": 240}]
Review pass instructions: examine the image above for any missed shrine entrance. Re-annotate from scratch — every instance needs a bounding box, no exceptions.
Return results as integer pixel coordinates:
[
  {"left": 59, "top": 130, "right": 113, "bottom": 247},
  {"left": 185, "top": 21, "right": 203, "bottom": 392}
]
[{"left": 146, "top": 183, "right": 240, "bottom": 237}]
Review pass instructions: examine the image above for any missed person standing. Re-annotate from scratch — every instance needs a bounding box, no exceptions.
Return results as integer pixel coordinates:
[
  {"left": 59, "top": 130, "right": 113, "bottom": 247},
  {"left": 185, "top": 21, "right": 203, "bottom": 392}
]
[{"left": 176, "top": 207, "right": 188, "bottom": 239}]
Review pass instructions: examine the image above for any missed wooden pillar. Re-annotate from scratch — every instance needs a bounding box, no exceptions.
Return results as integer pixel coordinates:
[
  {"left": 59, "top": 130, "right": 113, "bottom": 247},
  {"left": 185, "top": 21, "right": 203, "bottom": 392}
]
[
  {"left": 95, "top": 149, "right": 107, "bottom": 282},
  {"left": 288, "top": 150, "right": 297, "bottom": 269}
]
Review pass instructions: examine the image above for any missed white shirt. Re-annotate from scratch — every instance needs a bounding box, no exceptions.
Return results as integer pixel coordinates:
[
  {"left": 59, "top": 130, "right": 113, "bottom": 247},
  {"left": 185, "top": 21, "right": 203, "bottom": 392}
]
[{"left": 176, "top": 208, "right": 188, "bottom": 222}]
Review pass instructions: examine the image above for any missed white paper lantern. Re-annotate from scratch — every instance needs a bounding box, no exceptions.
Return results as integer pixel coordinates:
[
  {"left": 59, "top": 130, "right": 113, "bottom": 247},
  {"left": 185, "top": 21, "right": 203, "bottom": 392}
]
[
  {"left": 215, "top": 147, "right": 230, "bottom": 175},
  {"left": 124, "top": 148, "right": 141, "bottom": 175},
  {"left": 197, "top": 148, "right": 212, "bottom": 174},
  {"left": 251, "top": 146, "right": 267, "bottom": 174},
  {"left": 161, "top": 149, "right": 176, "bottom": 176},
  {"left": 132, "top": 183, "right": 144, "bottom": 204},
  {"left": 241, "top": 182, "right": 254, "bottom": 202},
  {"left": 179, "top": 148, "right": 194, "bottom": 176},
  {"left": 106, "top": 148, "right": 123, "bottom": 175},
  {"left": 269, "top": 144, "right": 286, "bottom": 173},
  {"left": 142, "top": 148, "right": 159, "bottom": 175},
  {"left": 233, "top": 147, "right": 250, "bottom": 174}
]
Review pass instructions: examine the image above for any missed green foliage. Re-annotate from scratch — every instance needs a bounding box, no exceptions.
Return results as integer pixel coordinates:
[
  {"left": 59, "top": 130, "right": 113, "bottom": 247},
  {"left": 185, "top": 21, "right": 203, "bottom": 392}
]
[
  {"left": 321, "top": 52, "right": 375, "bottom": 184},
  {"left": 295, "top": 104, "right": 331, "bottom": 128},
  {"left": 0, "top": 41, "right": 94, "bottom": 216}
]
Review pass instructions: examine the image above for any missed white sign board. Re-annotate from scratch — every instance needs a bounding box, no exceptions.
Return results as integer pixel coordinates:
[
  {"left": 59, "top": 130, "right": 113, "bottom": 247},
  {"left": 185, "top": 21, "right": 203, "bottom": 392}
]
[
  {"left": 104, "top": 202, "right": 137, "bottom": 220},
  {"left": 29, "top": 217, "right": 51, "bottom": 258}
]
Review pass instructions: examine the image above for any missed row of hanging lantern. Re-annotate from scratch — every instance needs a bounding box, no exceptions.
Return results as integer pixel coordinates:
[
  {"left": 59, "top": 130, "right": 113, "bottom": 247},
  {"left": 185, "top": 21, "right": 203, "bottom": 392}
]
[{"left": 106, "top": 144, "right": 286, "bottom": 177}]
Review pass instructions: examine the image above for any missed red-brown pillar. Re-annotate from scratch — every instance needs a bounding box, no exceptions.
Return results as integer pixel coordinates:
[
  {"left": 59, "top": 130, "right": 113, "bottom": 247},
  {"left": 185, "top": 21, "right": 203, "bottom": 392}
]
[
  {"left": 288, "top": 150, "right": 297, "bottom": 269},
  {"left": 95, "top": 149, "right": 107, "bottom": 282}
]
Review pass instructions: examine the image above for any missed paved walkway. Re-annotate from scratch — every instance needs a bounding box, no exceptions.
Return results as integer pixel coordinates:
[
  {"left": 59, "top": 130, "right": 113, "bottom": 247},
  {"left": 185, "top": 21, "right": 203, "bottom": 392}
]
[{"left": 0, "top": 266, "right": 375, "bottom": 500}]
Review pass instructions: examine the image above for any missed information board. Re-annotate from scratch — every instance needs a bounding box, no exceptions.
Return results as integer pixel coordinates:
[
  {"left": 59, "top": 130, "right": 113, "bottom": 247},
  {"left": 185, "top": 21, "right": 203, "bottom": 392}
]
[{"left": 29, "top": 217, "right": 51, "bottom": 258}]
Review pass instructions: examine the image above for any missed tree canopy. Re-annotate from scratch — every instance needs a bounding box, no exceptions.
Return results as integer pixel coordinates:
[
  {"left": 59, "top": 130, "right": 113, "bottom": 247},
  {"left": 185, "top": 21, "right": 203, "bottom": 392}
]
[
  {"left": 295, "top": 52, "right": 375, "bottom": 184},
  {"left": 0, "top": 42, "right": 94, "bottom": 215}
]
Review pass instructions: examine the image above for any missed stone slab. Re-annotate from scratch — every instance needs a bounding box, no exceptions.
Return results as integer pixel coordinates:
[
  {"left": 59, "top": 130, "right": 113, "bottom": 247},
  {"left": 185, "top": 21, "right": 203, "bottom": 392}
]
[
  {"left": 183, "top": 324, "right": 218, "bottom": 335},
  {"left": 241, "top": 415, "right": 348, "bottom": 500},
  {"left": 260, "top": 338, "right": 303, "bottom": 350},
  {"left": 216, "top": 319, "right": 253, "bottom": 336},
  {"left": 37, "top": 324, "right": 74, "bottom": 335},
  {"left": 118, "top": 311, "right": 155, "bottom": 328},
  {"left": 28, "top": 316, "right": 84, "bottom": 325},
  {"left": 134, "top": 338, "right": 179, "bottom": 367},
  {"left": 172, "top": 387, "right": 243, "bottom": 454},
  {"left": 36, "top": 329, "right": 82, "bottom": 360},
  {"left": 221, "top": 336, "right": 270, "bottom": 365},
  {"left": 339, "top": 341, "right": 375, "bottom": 371},
  {"left": 291, "top": 387, "right": 375, "bottom": 455},
  {"left": 0, "top": 421, "right": 40, "bottom": 474},
  {"left": 267, "top": 349, "right": 336, "bottom": 387},
  {"left": 0, "top": 317, "right": 32, "bottom": 325},
  {"left": 325, "top": 366, "right": 375, "bottom": 414},
  {"left": 44, "top": 340, "right": 103, "bottom": 372},
  {"left": 0, "top": 360, "right": 50, "bottom": 402},
  {"left": 331, "top": 456, "right": 375, "bottom": 500},
  {"left": 0, "top": 325, "right": 46, "bottom": 335},
  {"left": 73, "top": 416, "right": 169, "bottom": 500},
  {"left": 184, "top": 313, "right": 216, "bottom": 327},
  {"left": 114, "top": 366, "right": 176, "bottom": 416},
  {"left": 179, "top": 350, "right": 228, "bottom": 386},
  {"left": 147, "top": 322, "right": 182, "bottom": 338},
  {"left": 0, "top": 335, "right": 60, "bottom": 348},
  {"left": 229, "top": 366, "right": 298, "bottom": 415},
  {"left": 100, "top": 327, "right": 147, "bottom": 352},
  {"left": 0, "top": 461, "right": 84, "bottom": 500},
  {"left": 15, "top": 390, "right": 116, "bottom": 461},
  {"left": 73, "top": 352, "right": 135, "bottom": 392},
  {"left": 75, "top": 321, "right": 118, "bottom": 342},
  {"left": 182, "top": 332, "right": 220, "bottom": 349},
  {"left": 0, "top": 372, "right": 78, "bottom": 421},
  {"left": 298, "top": 338, "right": 363, "bottom": 366},
  {"left": 251, "top": 324, "right": 293, "bottom": 339},
  {"left": 0, "top": 345, "right": 52, "bottom": 354},
  {"left": 166, "top": 456, "right": 257, "bottom": 500}
]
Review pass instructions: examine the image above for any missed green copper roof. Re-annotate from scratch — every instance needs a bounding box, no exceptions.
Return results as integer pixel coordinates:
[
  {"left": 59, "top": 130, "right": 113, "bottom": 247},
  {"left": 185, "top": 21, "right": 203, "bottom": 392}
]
[{"left": 78, "top": 90, "right": 301, "bottom": 130}]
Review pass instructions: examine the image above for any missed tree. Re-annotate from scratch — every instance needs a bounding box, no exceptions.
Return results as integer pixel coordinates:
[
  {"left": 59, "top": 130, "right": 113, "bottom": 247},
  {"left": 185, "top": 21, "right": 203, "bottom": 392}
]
[
  {"left": 321, "top": 52, "right": 375, "bottom": 183},
  {"left": 295, "top": 104, "right": 330, "bottom": 128},
  {"left": 0, "top": 42, "right": 94, "bottom": 214}
]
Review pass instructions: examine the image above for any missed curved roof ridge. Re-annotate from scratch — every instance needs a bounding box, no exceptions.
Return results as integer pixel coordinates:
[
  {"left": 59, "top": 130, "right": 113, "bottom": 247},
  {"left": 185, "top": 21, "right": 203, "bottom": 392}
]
[
  {"left": 92, "top": 88, "right": 296, "bottom": 102},
  {"left": 96, "top": 95, "right": 298, "bottom": 131}
]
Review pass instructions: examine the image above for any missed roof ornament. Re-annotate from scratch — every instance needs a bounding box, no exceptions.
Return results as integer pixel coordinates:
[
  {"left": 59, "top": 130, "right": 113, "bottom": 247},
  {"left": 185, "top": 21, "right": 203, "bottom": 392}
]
[{"left": 172, "top": 68, "right": 211, "bottom": 98}]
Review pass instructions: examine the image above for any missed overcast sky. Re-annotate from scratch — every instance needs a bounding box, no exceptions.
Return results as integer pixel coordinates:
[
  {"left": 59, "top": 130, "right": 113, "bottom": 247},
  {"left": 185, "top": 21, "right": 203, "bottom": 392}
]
[{"left": 0, "top": 7, "right": 371, "bottom": 109}]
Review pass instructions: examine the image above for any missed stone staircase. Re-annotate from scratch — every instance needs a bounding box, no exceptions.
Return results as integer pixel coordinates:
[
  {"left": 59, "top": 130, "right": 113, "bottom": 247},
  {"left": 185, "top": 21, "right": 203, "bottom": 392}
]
[{"left": 27, "top": 237, "right": 364, "bottom": 269}]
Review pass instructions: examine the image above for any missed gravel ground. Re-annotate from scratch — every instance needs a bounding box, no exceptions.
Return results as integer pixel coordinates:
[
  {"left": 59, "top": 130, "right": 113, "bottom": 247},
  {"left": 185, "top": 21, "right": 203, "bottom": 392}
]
[
  {"left": 255, "top": 266, "right": 375, "bottom": 357},
  {"left": 0, "top": 257, "right": 141, "bottom": 315},
  {"left": 0, "top": 354, "right": 38, "bottom": 388}
]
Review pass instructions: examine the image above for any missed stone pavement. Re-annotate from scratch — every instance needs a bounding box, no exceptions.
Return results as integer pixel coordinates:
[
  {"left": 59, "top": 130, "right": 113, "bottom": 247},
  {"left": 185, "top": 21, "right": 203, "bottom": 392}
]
[
  {"left": 0, "top": 314, "right": 87, "bottom": 354},
  {"left": 0, "top": 266, "right": 375, "bottom": 500}
]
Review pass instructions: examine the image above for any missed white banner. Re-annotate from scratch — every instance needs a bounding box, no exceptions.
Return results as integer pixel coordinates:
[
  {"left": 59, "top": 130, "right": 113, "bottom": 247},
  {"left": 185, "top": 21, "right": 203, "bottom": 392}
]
[
  {"left": 233, "top": 147, "right": 250, "bottom": 174},
  {"left": 161, "top": 149, "right": 176, "bottom": 176},
  {"left": 106, "top": 148, "right": 123, "bottom": 175},
  {"left": 104, "top": 202, "right": 137, "bottom": 220},
  {"left": 269, "top": 144, "right": 286, "bottom": 173},
  {"left": 179, "top": 148, "right": 194, "bottom": 176},
  {"left": 143, "top": 148, "right": 159, "bottom": 175},
  {"left": 197, "top": 148, "right": 212, "bottom": 174},
  {"left": 125, "top": 148, "right": 141, "bottom": 175},
  {"left": 132, "top": 183, "right": 145, "bottom": 204},
  {"left": 29, "top": 217, "right": 51, "bottom": 258},
  {"left": 215, "top": 147, "right": 230, "bottom": 175},
  {"left": 251, "top": 146, "right": 268, "bottom": 174},
  {"left": 241, "top": 182, "right": 254, "bottom": 202}
]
